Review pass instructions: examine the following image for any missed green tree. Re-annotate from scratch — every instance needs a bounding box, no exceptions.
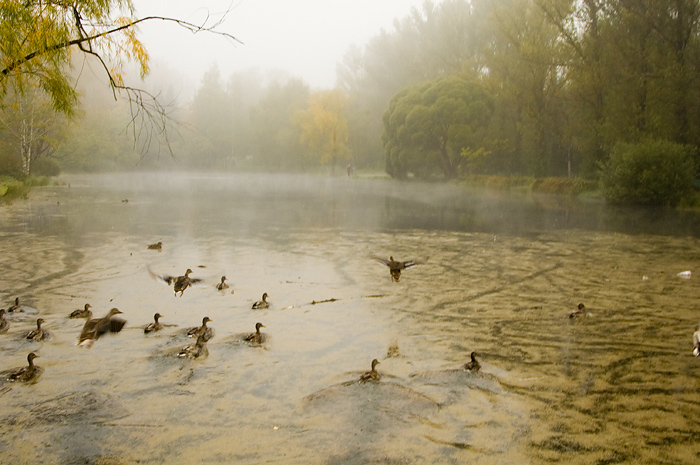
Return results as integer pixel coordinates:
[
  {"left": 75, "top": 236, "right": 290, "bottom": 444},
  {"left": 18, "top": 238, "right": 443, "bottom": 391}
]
[
  {"left": 296, "top": 89, "right": 351, "bottom": 174},
  {"left": 382, "top": 76, "right": 492, "bottom": 180}
]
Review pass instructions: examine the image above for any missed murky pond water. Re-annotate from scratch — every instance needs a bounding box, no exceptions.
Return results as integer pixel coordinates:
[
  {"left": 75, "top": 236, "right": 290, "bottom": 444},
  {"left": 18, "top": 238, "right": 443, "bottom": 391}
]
[{"left": 1, "top": 172, "right": 699, "bottom": 464}]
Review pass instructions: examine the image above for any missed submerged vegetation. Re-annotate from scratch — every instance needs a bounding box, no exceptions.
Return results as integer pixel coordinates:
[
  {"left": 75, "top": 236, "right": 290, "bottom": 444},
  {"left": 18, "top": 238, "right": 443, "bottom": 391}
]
[{"left": 1, "top": 0, "right": 700, "bottom": 206}]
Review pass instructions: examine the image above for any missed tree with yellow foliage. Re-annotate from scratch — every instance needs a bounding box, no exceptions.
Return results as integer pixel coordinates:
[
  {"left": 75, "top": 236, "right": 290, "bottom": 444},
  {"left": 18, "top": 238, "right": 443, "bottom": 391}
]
[
  {"left": 0, "top": 0, "right": 238, "bottom": 151},
  {"left": 296, "top": 89, "right": 351, "bottom": 175}
]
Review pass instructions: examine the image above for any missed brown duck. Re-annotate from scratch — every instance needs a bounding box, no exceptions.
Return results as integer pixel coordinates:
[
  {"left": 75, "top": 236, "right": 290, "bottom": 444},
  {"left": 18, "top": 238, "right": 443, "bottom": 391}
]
[
  {"left": 373, "top": 256, "right": 421, "bottom": 282},
  {"left": 244, "top": 322, "right": 266, "bottom": 344},
  {"left": 178, "top": 334, "right": 209, "bottom": 359},
  {"left": 144, "top": 313, "right": 164, "bottom": 334},
  {"left": 8, "top": 352, "right": 43, "bottom": 382},
  {"left": 26, "top": 318, "right": 50, "bottom": 341},
  {"left": 187, "top": 316, "right": 214, "bottom": 341},
  {"left": 147, "top": 241, "right": 163, "bottom": 251},
  {"left": 78, "top": 308, "right": 127, "bottom": 347},
  {"left": 216, "top": 276, "right": 229, "bottom": 291},
  {"left": 7, "top": 297, "right": 22, "bottom": 313},
  {"left": 69, "top": 303, "right": 92, "bottom": 319},
  {"left": 150, "top": 268, "right": 203, "bottom": 297},
  {"left": 359, "top": 358, "right": 381, "bottom": 383},
  {"left": 251, "top": 293, "right": 269, "bottom": 309},
  {"left": 463, "top": 352, "right": 481, "bottom": 372}
]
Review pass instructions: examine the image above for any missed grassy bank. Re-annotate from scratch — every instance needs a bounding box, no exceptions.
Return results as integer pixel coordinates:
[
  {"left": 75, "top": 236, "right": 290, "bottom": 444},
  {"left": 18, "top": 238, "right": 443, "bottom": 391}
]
[{"left": 0, "top": 176, "right": 51, "bottom": 202}]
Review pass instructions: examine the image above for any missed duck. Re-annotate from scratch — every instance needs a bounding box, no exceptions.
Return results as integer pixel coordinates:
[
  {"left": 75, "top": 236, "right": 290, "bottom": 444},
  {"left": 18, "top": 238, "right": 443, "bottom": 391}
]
[
  {"left": 149, "top": 268, "right": 203, "bottom": 297},
  {"left": 244, "top": 322, "right": 266, "bottom": 344},
  {"left": 78, "top": 308, "right": 127, "bottom": 347},
  {"left": 144, "top": 313, "right": 164, "bottom": 334},
  {"left": 693, "top": 325, "right": 700, "bottom": 356},
  {"left": 463, "top": 351, "right": 481, "bottom": 372},
  {"left": 147, "top": 241, "right": 162, "bottom": 251},
  {"left": 216, "top": 276, "right": 229, "bottom": 291},
  {"left": 569, "top": 303, "right": 586, "bottom": 318},
  {"left": 177, "top": 334, "right": 209, "bottom": 359},
  {"left": 7, "top": 297, "right": 23, "bottom": 313},
  {"left": 373, "top": 256, "right": 421, "bottom": 282},
  {"left": 0, "top": 309, "right": 8, "bottom": 333},
  {"left": 251, "top": 293, "right": 269, "bottom": 309},
  {"left": 359, "top": 358, "right": 381, "bottom": 383},
  {"left": 186, "top": 317, "right": 214, "bottom": 341},
  {"left": 26, "top": 318, "right": 50, "bottom": 341},
  {"left": 7, "top": 352, "right": 43, "bottom": 382},
  {"left": 69, "top": 303, "right": 92, "bottom": 319}
]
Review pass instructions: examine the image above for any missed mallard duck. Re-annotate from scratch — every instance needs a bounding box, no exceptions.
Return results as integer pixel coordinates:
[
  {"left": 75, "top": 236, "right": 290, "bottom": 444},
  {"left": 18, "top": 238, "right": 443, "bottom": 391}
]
[
  {"left": 373, "top": 256, "right": 421, "bottom": 282},
  {"left": 693, "top": 325, "right": 700, "bottom": 356},
  {"left": 0, "top": 309, "right": 8, "bottom": 333},
  {"left": 569, "top": 303, "right": 586, "bottom": 318},
  {"left": 359, "top": 358, "right": 381, "bottom": 383},
  {"left": 464, "top": 351, "right": 481, "bottom": 372},
  {"left": 149, "top": 268, "right": 203, "bottom": 297},
  {"left": 252, "top": 293, "right": 269, "bottom": 309},
  {"left": 7, "top": 352, "right": 43, "bottom": 382},
  {"left": 7, "top": 297, "right": 23, "bottom": 313},
  {"left": 186, "top": 316, "right": 214, "bottom": 341},
  {"left": 78, "top": 308, "right": 127, "bottom": 347},
  {"left": 26, "top": 318, "right": 50, "bottom": 341},
  {"left": 244, "top": 322, "right": 266, "bottom": 344},
  {"left": 147, "top": 241, "right": 162, "bottom": 251},
  {"left": 144, "top": 313, "right": 164, "bottom": 334},
  {"left": 69, "top": 303, "right": 92, "bottom": 319},
  {"left": 216, "top": 276, "right": 229, "bottom": 291},
  {"left": 177, "top": 334, "right": 209, "bottom": 359}
]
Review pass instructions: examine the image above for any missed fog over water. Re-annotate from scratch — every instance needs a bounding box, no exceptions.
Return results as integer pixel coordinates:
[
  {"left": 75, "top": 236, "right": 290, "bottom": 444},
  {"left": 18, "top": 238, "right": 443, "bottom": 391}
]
[{"left": 1, "top": 173, "right": 699, "bottom": 464}]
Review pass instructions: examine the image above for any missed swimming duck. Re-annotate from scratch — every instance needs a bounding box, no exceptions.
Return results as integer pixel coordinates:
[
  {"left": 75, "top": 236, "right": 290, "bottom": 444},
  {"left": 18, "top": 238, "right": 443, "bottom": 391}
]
[
  {"left": 149, "top": 268, "right": 203, "bottom": 297},
  {"left": 216, "top": 276, "right": 229, "bottom": 291},
  {"left": 359, "top": 358, "right": 381, "bottom": 383},
  {"left": 7, "top": 297, "right": 23, "bottom": 313},
  {"left": 693, "top": 325, "right": 700, "bottom": 356},
  {"left": 244, "top": 322, "right": 266, "bottom": 344},
  {"left": 0, "top": 309, "right": 8, "bottom": 333},
  {"left": 251, "top": 293, "right": 269, "bottom": 309},
  {"left": 69, "top": 303, "right": 92, "bottom": 319},
  {"left": 177, "top": 334, "right": 209, "bottom": 359},
  {"left": 186, "top": 317, "right": 214, "bottom": 341},
  {"left": 144, "top": 313, "right": 164, "bottom": 334},
  {"left": 147, "top": 241, "right": 162, "bottom": 251},
  {"left": 26, "top": 318, "right": 50, "bottom": 341},
  {"left": 373, "top": 256, "right": 421, "bottom": 282},
  {"left": 569, "top": 303, "right": 586, "bottom": 318},
  {"left": 7, "top": 352, "right": 43, "bottom": 382},
  {"left": 463, "top": 351, "right": 481, "bottom": 372},
  {"left": 78, "top": 308, "right": 127, "bottom": 347}
]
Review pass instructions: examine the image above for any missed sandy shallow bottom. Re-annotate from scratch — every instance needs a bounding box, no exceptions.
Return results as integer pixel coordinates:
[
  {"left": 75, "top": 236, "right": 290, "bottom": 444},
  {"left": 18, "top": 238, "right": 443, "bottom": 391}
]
[{"left": 0, "top": 173, "right": 699, "bottom": 464}]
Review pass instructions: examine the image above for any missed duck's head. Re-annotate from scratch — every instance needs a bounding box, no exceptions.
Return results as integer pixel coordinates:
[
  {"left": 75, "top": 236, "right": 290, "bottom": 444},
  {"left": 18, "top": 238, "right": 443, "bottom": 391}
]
[
  {"left": 14, "top": 297, "right": 19, "bottom": 305},
  {"left": 84, "top": 303, "right": 92, "bottom": 310},
  {"left": 578, "top": 303, "right": 585, "bottom": 311},
  {"left": 262, "top": 293, "right": 268, "bottom": 301},
  {"left": 27, "top": 352, "right": 39, "bottom": 363},
  {"left": 255, "top": 322, "right": 265, "bottom": 331},
  {"left": 154, "top": 313, "right": 163, "bottom": 322},
  {"left": 470, "top": 351, "right": 478, "bottom": 361},
  {"left": 36, "top": 318, "right": 45, "bottom": 327},
  {"left": 389, "top": 256, "right": 394, "bottom": 261},
  {"left": 221, "top": 276, "right": 227, "bottom": 282},
  {"left": 371, "top": 358, "right": 380, "bottom": 370},
  {"left": 108, "top": 308, "right": 123, "bottom": 317},
  {"left": 185, "top": 268, "right": 193, "bottom": 276},
  {"left": 202, "top": 316, "right": 212, "bottom": 324}
]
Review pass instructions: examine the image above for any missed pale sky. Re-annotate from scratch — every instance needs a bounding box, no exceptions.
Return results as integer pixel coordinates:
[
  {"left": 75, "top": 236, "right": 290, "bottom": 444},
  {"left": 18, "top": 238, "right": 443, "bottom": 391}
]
[{"left": 134, "top": 0, "right": 429, "bottom": 90}]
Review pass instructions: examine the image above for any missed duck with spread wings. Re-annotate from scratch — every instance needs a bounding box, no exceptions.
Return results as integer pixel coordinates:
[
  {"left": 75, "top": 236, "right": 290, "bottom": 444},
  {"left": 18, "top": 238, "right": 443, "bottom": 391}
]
[{"left": 373, "top": 256, "right": 423, "bottom": 282}]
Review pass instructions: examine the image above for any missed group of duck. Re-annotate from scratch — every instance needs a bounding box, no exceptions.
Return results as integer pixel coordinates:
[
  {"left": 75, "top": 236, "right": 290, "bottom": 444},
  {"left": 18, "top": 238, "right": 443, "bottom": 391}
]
[{"left": 1, "top": 249, "right": 484, "bottom": 385}]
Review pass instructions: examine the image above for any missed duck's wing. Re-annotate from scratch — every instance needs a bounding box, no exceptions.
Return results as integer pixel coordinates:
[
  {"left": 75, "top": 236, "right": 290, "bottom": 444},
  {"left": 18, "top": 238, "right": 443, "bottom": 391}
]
[
  {"left": 148, "top": 267, "right": 176, "bottom": 286},
  {"left": 372, "top": 257, "right": 391, "bottom": 267},
  {"left": 98, "top": 316, "right": 126, "bottom": 335}
]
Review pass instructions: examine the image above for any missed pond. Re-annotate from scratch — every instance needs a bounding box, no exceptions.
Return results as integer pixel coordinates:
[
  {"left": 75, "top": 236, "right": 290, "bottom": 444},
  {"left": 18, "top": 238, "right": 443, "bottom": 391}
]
[{"left": 0, "top": 172, "right": 699, "bottom": 464}]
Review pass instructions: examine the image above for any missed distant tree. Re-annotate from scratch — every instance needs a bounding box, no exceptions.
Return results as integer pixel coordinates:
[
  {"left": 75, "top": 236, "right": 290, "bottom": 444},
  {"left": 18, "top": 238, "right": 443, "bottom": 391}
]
[
  {"left": 296, "top": 89, "right": 351, "bottom": 174},
  {"left": 382, "top": 76, "right": 492, "bottom": 180}
]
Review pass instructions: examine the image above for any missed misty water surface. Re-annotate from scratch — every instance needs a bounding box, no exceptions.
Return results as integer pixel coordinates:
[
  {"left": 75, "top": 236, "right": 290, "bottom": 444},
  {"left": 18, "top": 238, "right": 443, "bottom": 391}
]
[{"left": 1, "top": 172, "right": 699, "bottom": 464}]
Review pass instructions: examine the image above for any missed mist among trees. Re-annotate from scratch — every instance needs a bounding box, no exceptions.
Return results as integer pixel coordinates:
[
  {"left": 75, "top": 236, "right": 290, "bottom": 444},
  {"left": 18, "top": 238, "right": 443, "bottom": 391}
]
[{"left": 2, "top": 0, "right": 700, "bottom": 199}]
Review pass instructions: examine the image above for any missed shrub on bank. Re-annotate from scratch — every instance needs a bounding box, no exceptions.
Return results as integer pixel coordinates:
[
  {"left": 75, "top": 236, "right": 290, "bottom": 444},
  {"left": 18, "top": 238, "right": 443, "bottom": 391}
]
[
  {"left": 600, "top": 140, "right": 697, "bottom": 206},
  {"left": 0, "top": 177, "right": 29, "bottom": 200}
]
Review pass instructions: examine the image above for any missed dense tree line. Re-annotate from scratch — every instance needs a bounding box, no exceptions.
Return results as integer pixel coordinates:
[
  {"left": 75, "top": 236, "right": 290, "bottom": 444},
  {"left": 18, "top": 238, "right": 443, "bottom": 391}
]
[{"left": 2, "top": 0, "right": 699, "bottom": 202}]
